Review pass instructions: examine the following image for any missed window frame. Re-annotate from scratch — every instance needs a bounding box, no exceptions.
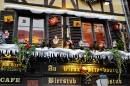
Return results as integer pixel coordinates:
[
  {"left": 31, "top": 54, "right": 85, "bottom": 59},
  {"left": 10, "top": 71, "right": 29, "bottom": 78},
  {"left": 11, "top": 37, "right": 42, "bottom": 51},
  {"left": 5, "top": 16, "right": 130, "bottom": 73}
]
[
  {"left": 13, "top": 11, "right": 47, "bottom": 44},
  {"left": 81, "top": 18, "right": 109, "bottom": 48}
]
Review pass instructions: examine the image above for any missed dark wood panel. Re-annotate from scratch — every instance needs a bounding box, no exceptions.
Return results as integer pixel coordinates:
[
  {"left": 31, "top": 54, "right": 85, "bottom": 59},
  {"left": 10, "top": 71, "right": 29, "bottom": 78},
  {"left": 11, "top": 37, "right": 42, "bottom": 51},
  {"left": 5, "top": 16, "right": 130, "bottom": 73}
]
[
  {"left": 0, "top": 11, "right": 14, "bottom": 44},
  {"left": 48, "top": 15, "right": 62, "bottom": 48},
  {"left": 69, "top": 17, "right": 82, "bottom": 49}
]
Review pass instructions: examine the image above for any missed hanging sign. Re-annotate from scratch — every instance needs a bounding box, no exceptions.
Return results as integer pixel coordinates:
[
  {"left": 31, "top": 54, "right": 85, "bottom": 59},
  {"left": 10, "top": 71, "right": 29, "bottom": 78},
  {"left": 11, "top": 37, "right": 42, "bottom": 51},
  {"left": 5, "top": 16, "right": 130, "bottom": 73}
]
[
  {"left": 49, "top": 16, "right": 59, "bottom": 26},
  {"left": 73, "top": 21, "right": 81, "bottom": 27},
  {"left": 4, "top": 15, "right": 13, "bottom": 23}
]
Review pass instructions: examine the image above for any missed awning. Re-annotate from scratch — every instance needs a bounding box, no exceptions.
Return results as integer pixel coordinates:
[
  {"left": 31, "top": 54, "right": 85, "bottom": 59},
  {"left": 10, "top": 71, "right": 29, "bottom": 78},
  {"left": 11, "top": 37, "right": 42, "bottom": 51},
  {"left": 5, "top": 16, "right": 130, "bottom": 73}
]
[{"left": 4, "top": 5, "right": 116, "bottom": 20}]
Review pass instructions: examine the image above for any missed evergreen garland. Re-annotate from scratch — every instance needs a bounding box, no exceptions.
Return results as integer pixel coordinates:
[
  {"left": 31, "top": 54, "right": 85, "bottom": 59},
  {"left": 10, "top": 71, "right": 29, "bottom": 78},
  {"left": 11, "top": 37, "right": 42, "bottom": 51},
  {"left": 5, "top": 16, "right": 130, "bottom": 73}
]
[
  {"left": 109, "top": 49, "right": 124, "bottom": 80},
  {"left": 13, "top": 36, "right": 36, "bottom": 72}
]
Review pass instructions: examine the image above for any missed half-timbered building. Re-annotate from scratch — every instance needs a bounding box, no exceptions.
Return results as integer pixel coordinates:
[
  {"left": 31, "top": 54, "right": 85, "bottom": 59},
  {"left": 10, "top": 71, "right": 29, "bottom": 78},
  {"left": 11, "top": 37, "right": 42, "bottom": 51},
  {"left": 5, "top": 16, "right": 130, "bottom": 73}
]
[{"left": 0, "top": 0, "right": 130, "bottom": 86}]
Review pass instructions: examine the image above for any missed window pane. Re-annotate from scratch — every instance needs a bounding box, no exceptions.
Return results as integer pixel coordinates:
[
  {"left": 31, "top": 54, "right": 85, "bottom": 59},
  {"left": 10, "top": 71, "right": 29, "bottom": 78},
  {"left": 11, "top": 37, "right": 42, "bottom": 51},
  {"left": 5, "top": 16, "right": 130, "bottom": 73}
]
[
  {"left": 18, "top": 17, "right": 30, "bottom": 43},
  {"left": 33, "top": 19, "right": 44, "bottom": 28},
  {"left": 94, "top": 24, "right": 105, "bottom": 45},
  {"left": 18, "top": 27, "right": 29, "bottom": 43},
  {"left": 18, "top": 17, "right": 30, "bottom": 26},
  {"left": 82, "top": 22, "right": 93, "bottom": 46},
  {"left": 32, "top": 19, "right": 44, "bottom": 44}
]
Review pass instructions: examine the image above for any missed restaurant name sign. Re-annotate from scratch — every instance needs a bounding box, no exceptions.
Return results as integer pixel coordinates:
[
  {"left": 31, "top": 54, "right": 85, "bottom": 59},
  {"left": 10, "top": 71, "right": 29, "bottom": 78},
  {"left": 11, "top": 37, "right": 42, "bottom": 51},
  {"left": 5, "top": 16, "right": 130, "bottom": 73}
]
[
  {"left": 0, "top": 61, "right": 22, "bottom": 71},
  {"left": 43, "top": 63, "right": 119, "bottom": 74}
]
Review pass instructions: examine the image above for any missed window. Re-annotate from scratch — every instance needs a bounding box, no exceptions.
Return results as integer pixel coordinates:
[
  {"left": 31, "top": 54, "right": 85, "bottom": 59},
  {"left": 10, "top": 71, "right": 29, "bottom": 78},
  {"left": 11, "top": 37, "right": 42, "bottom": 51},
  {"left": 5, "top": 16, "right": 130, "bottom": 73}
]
[
  {"left": 32, "top": 19, "right": 44, "bottom": 44},
  {"left": 17, "top": 16, "right": 44, "bottom": 44},
  {"left": 18, "top": 17, "right": 30, "bottom": 43},
  {"left": 82, "top": 22, "right": 105, "bottom": 47}
]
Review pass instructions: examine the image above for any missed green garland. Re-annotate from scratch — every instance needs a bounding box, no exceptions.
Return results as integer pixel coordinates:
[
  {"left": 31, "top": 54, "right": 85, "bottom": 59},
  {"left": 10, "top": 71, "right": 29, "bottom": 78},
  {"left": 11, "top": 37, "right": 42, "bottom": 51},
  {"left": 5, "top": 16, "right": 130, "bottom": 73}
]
[
  {"left": 84, "top": 48, "right": 92, "bottom": 62},
  {"left": 13, "top": 37, "right": 36, "bottom": 72},
  {"left": 109, "top": 49, "right": 124, "bottom": 80}
]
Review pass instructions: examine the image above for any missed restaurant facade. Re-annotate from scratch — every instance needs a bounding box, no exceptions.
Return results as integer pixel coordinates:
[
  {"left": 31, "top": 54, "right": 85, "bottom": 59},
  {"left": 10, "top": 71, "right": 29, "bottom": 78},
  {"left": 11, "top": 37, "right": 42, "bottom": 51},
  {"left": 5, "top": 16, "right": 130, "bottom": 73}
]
[{"left": 0, "top": 0, "right": 130, "bottom": 86}]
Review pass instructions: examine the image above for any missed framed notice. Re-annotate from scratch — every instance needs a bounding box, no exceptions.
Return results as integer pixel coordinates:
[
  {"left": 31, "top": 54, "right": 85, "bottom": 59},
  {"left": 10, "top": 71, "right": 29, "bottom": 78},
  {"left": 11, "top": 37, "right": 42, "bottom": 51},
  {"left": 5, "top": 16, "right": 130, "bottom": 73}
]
[{"left": 25, "top": 78, "right": 42, "bottom": 86}]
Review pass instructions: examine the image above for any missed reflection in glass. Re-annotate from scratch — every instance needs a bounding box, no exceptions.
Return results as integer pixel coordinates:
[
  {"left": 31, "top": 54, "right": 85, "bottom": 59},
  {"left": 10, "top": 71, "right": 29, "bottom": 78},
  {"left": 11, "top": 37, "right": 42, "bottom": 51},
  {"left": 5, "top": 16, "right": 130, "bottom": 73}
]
[
  {"left": 82, "top": 22, "right": 93, "bottom": 47},
  {"left": 32, "top": 19, "right": 44, "bottom": 44},
  {"left": 18, "top": 17, "right": 30, "bottom": 43},
  {"left": 94, "top": 24, "right": 105, "bottom": 46}
]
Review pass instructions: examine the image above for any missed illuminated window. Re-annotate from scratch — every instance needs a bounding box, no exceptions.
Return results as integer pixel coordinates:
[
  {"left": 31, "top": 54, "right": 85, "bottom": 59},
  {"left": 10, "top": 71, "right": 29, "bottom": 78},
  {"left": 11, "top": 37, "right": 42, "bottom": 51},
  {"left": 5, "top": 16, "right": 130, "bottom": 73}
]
[
  {"left": 82, "top": 22, "right": 94, "bottom": 46},
  {"left": 17, "top": 16, "right": 44, "bottom": 44},
  {"left": 82, "top": 22, "right": 106, "bottom": 47},
  {"left": 94, "top": 24, "right": 105, "bottom": 45},
  {"left": 18, "top": 17, "right": 30, "bottom": 43},
  {"left": 32, "top": 19, "right": 44, "bottom": 44}
]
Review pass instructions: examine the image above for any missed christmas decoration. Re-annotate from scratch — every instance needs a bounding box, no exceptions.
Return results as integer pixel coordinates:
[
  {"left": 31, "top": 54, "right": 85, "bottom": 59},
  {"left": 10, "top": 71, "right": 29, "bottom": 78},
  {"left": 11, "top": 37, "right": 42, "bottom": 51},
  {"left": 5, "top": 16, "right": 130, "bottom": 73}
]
[
  {"left": 3, "top": 30, "right": 9, "bottom": 39},
  {"left": 4, "top": 15, "right": 13, "bottom": 23},
  {"left": 109, "top": 49, "right": 126, "bottom": 80},
  {"left": 0, "top": 30, "right": 6, "bottom": 44},
  {"left": 53, "top": 35, "right": 59, "bottom": 44},
  {"left": 64, "top": 39, "right": 74, "bottom": 49},
  {"left": 113, "top": 22, "right": 120, "bottom": 31},
  {"left": 79, "top": 40, "right": 84, "bottom": 50},
  {"left": 80, "top": 66, "right": 92, "bottom": 80},
  {"left": 112, "top": 40, "right": 117, "bottom": 48},
  {"left": 84, "top": 42, "right": 90, "bottom": 48},
  {"left": 13, "top": 36, "right": 36, "bottom": 72},
  {"left": 73, "top": 21, "right": 81, "bottom": 27},
  {"left": 49, "top": 16, "right": 59, "bottom": 26}
]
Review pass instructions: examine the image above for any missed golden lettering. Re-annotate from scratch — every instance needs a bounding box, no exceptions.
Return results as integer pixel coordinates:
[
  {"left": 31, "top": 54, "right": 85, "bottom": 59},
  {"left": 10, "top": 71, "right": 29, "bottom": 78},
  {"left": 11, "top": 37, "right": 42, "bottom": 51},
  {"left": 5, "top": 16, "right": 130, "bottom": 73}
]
[
  {"left": 48, "top": 78, "right": 54, "bottom": 84},
  {"left": 5, "top": 78, "right": 10, "bottom": 82},
  {"left": 63, "top": 79, "right": 66, "bottom": 83},
  {"left": 0, "top": 78, "right": 20, "bottom": 83},
  {"left": 48, "top": 77, "right": 76, "bottom": 84},
  {"left": 11, "top": 78, "right": 15, "bottom": 82},
  {"left": 48, "top": 65, "right": 56, "bottom": 71},
  {"left": 62, "top": 66, "right": 118, "bottom": 73},
  {"left": 0, "top": 78, "right": 5, "bottom": 82},
  {"left": 15, "top": 78, "right": 20, "bottom": 82},
  {"left": 108, "top": 79, "right": 122, "bottom": 85}
]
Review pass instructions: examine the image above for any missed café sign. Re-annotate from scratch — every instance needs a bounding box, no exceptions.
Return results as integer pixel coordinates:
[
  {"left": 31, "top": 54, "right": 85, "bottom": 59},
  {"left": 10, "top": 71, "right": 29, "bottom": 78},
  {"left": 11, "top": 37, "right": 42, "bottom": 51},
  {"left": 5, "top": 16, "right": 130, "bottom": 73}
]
[{"left": 0, "top": 76, "right": 23, "bottom": 84}]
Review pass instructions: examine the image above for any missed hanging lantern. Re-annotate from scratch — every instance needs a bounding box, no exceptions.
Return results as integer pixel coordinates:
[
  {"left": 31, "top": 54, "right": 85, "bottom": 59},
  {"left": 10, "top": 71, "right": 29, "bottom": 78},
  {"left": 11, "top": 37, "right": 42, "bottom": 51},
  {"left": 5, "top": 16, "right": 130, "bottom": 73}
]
[
  {"left": 113, "top": 22, "right": 120, "bottom": 31},
  {"left": 48, "top": 16, "right": 59, "bottom": 26}
]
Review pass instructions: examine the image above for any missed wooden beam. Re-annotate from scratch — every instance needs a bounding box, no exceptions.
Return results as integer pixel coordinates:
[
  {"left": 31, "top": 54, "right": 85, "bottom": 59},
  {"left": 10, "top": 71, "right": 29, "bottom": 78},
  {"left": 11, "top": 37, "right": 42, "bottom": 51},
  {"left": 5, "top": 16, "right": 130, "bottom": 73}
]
[
  {"left": 109, "top": 0, "right": 114, "bottom": 13},
  {"left": 44, "top": 0, "right": 48, "bottom": 6},
  {"left": 70, "top": 0, "right": 77, "bottom": 9},
  {"left": 62, "top": 0, "right": 66, "bottom": 9},
  {"left": 49, "top": 0, "right": 55, "bottom": 6},
  {"left": 99, "top": 0, "right": 104, "bottom": 12},
  {"left": 76, "top": 0, "right": 79, "bottom": 9},
  {"left": 21, "top": 0, "right": 27, "bottom": 3},
  {"left": 87, "top": 2, "right": 93, "bottom": 11}
]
